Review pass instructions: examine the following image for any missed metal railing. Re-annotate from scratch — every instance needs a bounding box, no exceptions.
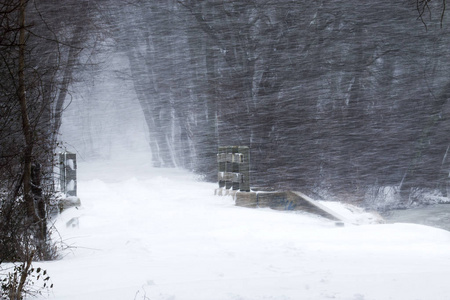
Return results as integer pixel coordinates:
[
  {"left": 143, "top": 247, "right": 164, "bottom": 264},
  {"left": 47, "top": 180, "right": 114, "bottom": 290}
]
[
  {"left": 59, "top": 152, "right": 77, "bottom": 197},
  {"left": 217, "top": 146, "right": 250, "bottom": 192}
]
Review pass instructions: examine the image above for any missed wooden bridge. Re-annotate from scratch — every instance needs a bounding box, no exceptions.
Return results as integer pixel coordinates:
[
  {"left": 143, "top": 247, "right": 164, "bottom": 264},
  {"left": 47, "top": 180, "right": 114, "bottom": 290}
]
[{"left": 216, "top": 146, "right": 347, "bottom": 224}]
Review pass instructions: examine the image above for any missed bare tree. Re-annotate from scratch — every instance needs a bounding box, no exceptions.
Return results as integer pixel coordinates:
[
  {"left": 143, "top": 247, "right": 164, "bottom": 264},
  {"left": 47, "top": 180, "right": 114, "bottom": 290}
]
[
  {"left": 416, "top": 0, "right": 447, "bottom": 28},
  {"left": 0, "top": 0, "right": 94, "bottom": 262}
]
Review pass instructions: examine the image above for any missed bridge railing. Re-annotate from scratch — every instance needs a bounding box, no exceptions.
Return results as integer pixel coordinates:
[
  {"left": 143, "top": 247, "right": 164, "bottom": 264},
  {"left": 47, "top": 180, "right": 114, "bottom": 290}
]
[
  {"left": 217, "top": 146, "right": 250, "bottom": 192},
  {"left": 59, "top": 152, "right": 77, "bottom": 197}
]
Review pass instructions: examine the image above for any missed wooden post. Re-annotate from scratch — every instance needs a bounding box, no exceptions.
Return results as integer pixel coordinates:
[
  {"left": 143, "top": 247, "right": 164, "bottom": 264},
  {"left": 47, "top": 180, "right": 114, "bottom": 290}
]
[
  {"left": 225, "top": 146, "right": 233, "bottom": 189},
  {"left": 238, "top": 146, "right": 250, "bottom": 192},
  {"left": 218, "top": 146, "right": 226, "bottom": 188},
  {"left": 59, "top": 152, "right": 77, "bottom": 197},
  {"left": 231, "top": 146, "right": 240, "bottom": 190}
]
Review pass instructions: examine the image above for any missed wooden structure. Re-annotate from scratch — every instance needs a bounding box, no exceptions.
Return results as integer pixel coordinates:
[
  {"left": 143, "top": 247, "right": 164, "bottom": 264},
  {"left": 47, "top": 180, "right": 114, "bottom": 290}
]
[
  {"left": 217, "top": 146, "right": 250, "bottom": 192},
  {"left": 215, "top": 146, "right": 346, "bottom": 224}
]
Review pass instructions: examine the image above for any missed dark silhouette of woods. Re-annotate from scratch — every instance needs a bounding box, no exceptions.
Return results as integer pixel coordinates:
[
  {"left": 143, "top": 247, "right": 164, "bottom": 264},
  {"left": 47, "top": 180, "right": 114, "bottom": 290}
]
[{"left": 100, "top": 0, "right": 450, "bottom": 208}]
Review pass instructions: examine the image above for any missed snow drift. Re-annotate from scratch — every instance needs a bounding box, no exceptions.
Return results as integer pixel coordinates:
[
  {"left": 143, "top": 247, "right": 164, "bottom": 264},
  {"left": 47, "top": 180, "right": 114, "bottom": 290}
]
[{"left": 32, "top": 154, "right": 450, "bottom": 300}]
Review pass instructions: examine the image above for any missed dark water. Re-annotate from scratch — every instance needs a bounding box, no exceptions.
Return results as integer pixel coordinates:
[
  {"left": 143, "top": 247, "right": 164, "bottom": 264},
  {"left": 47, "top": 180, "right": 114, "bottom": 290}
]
[{"left": 382, "top": 204, "right": 450, "bottom": 231}]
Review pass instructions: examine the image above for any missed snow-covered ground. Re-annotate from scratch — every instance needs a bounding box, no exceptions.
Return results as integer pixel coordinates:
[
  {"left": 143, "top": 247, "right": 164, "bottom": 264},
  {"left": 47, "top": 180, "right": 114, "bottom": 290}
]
[{"left": 37, "top": 152, "right": 450, "bottom": 300}]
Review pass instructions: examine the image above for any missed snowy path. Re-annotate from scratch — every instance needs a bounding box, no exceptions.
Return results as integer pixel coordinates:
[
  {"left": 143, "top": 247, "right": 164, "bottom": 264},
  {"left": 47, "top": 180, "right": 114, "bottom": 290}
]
[{"left": 38, "top": 155, "right": 450, "bottom": 300}]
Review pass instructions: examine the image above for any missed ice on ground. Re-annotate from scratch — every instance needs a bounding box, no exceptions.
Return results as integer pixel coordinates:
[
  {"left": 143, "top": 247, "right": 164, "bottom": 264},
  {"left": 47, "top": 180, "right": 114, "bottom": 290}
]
[
  {"left": 37, "top": 156, "right": 450, "bottom": 300},
  {"left": 318, "top": 201, "right": 385, "bottom": 225}
]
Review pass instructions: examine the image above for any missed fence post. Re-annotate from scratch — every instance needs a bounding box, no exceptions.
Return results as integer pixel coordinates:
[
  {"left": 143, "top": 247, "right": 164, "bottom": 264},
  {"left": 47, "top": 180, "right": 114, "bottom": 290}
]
[
  {"left": 231, "top": 146, "right": 240, "bottom": 190},
  {"left": 59, "top": 152, "right": 77, "bottom": 197},
  {"left": 218, "top": 146, "right": 226, "bottom": 188},
  {"left": 238, "top": 146, "right": 250, "bottom": 192}
]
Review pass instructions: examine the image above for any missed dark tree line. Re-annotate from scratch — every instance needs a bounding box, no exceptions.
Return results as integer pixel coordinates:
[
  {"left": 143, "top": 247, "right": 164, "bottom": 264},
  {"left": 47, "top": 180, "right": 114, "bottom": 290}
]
[{"left": 95, "top": 0, "right": 450, "bottom": 208}]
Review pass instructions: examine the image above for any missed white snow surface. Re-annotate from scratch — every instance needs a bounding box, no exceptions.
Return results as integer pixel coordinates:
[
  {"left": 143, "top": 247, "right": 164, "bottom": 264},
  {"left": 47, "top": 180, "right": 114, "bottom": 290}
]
[{"left": 38, "top": 152, "right": 450, "bottom": 300}]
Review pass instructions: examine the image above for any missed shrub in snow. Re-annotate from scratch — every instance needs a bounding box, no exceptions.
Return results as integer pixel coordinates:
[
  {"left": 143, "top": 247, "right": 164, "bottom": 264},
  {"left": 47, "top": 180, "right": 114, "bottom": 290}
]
[{"left": 1, "top": 252, "right": 53, "bottom": 300}]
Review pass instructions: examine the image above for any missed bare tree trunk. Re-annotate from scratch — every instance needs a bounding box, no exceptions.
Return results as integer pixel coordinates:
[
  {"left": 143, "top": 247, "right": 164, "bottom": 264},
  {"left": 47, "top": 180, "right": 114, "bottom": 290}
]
[
  {"left": 14, "top": 251, "right": 34, "bottom": 300},
  {"left": 53, "top": 25, "right": 83, "bottom": 138},
  {"left": 18, "top": 0, "right": 34, "bottom": 221},
  {"left": 18, "top": 0, "right": 47, "bottom": 249},
  {"left": 126, "top": 49, "right": 162, "bottom": 167}
]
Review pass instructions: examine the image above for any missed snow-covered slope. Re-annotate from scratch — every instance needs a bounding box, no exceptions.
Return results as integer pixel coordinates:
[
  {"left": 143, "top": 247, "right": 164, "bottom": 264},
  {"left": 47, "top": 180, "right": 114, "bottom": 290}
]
[{"left": 38, "top": 154, "right": 450, "bottom": 300}]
